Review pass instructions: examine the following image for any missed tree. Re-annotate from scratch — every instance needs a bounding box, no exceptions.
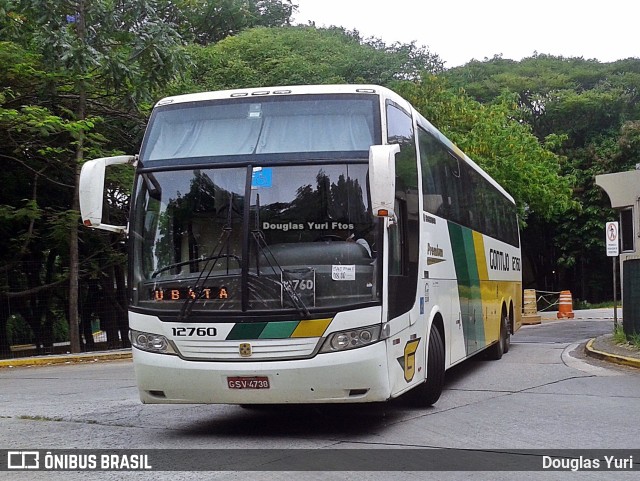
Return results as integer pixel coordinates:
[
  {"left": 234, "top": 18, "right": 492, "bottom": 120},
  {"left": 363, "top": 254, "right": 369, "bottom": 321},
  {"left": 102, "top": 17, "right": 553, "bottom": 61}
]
[
  {"left": 157, "top": 0, "right": 297, "bottom": 45},
  {"left": 1, "top": 0, "right": 186, "bottom": 352},
  {"left": 0, "top": 41, "right": 81, "bottom": 353},
  {"left": 168, "top": 26, "right": 443, "bottom": 93},
  {"left": 445, "top": 55, "right": 640, "bottom": 301}
]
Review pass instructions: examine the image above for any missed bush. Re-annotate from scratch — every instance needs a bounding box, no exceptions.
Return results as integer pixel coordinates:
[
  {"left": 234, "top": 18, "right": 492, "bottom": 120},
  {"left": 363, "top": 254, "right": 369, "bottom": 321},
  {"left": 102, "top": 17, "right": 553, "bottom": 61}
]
[{"left": 7, "top": 315, "right": 34, "bottom": 345}]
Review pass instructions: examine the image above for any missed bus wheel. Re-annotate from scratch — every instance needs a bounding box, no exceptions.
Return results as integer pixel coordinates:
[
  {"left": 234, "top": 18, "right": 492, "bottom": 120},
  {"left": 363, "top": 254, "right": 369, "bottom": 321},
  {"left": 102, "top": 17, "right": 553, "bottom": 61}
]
[
  {"left": 487, "top": 314, "right": 508, "bottom": 360},
  {"left": 407, "top": 326, "right": 445, "bottom": 407},
  {"left": 503, "top": 315, "right": 511, "bottom": 354}
]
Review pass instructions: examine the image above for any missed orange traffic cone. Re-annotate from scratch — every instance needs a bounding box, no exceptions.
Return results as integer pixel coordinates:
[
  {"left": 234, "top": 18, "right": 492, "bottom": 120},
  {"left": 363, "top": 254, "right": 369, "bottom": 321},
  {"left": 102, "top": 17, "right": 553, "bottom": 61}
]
[{"left": 557, "top": 290, "right": 575, "bottom": 319}]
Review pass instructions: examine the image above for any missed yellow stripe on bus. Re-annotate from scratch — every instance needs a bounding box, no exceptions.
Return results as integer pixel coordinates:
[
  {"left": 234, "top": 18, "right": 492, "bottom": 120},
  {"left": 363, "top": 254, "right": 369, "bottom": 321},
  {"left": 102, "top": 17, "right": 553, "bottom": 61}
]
[
  {"left": 291, "top": 318, "right": 332, "bottom": 338},
  {"left": 472, "top": 231, "right": 501, "bottom": 345},
  {"left": 472, "top": 231, "right": 489, "bottom": 281}
]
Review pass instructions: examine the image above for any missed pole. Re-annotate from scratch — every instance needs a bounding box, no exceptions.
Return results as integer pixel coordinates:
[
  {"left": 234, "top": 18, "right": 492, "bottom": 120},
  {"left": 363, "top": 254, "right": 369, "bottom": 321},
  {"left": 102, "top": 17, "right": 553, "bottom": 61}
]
[{"left": 613, "top": 256, "right": 618, "bottom": 329}]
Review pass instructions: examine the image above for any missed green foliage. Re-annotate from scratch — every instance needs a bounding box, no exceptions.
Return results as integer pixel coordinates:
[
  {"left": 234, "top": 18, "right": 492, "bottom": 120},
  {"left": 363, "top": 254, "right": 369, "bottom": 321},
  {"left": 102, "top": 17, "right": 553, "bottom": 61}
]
[
  {"left": 445, "top": 54, "right": 640, "bottom": 301},
  {"left": 393, "top": 78, "right": 574, "bottom": 226},
  {"left": 4, "top": 0, "right": 188, "bottom": 104},
  {"left": 0, "top": 0, "right": 189, "bottom": 352},
  {"left": 156, "top": 0, "right": 297, "bottom": 45},
  {"left": 613, "top": 323, "right": 640, "bottom": 349},
  {"left": 6, "top": 314, "right": 34, "bottom": 345},
  {"left": 46, "top": 209, "right": 81, "bottom": 252},
  {"left": 0, "top": 1, "right": 301, "bottom": 353},
  {"left": 51, "top": 306, "right": 69, "bottom": 343},
  {"left": 0, "top": 199, "right": 40, "bottom": 223},
  {"left": 168, "top": 26, "right": 443, "bottom": 94}
]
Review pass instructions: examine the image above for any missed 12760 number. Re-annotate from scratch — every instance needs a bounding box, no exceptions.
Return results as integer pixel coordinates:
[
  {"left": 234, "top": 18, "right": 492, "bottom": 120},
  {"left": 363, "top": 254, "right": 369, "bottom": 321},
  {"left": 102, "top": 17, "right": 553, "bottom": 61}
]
[{"left": 172, "top": 327, "right": 217, "bottom": 337}]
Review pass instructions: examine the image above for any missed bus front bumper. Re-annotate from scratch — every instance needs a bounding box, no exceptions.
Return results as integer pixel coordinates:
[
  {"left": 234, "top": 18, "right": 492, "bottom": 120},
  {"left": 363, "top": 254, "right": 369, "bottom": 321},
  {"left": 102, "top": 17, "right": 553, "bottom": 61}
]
[{"left": 132, "top": 342, "right": 391, "bottom": 404}]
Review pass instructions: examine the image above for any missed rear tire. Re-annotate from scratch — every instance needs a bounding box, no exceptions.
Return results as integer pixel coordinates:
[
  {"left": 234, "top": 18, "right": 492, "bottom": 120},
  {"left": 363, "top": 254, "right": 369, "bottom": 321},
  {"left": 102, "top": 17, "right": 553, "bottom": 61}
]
[
  {"left": 503, "top": 315, "right": 511, "bottom": 354},
  {"left": 487, "top": 314, "right": 509, "bottom": 360},
  {"left": 406, "top": 326, "right": 445, "bottom": 407}
]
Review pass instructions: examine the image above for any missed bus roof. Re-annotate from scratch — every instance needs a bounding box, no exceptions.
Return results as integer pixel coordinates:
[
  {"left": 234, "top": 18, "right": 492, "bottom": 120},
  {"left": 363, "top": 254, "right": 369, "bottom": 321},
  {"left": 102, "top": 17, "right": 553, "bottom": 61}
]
[{"left": 154, "top": 84, "right": 402, "bottom": 107}]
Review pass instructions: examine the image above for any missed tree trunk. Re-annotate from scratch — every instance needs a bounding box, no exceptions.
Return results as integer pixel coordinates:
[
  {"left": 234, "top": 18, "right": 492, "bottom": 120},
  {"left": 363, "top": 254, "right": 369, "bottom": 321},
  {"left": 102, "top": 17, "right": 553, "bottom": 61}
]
[
  {"left": 69, "top": 160, "right": 82, "bottom": 353},
  {"left": 68, "top": 0, "right": 87, "bottom": 354}
]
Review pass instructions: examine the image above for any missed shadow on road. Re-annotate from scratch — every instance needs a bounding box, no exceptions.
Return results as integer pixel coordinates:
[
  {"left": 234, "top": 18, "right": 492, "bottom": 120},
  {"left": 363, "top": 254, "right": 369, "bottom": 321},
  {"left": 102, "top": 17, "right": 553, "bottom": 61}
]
[
  {"left": 177, "top": 402, "right": 407, "bottom": 437},
  {"left": 175, "top": 354, "right": 496, "bottom": 438}
]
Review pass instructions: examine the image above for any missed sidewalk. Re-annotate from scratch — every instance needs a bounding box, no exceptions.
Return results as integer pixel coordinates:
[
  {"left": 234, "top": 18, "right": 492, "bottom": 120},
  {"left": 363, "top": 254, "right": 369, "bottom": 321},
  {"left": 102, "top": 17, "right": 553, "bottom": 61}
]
[
  {"left": 536, "top": 309, "right": 640, "bottom": 369},
  {"left": 585, "top": 334, "right": 640, "bottom": 369},
  {"left": 0, "top": 348, "right": 132, "bottom": 368}
]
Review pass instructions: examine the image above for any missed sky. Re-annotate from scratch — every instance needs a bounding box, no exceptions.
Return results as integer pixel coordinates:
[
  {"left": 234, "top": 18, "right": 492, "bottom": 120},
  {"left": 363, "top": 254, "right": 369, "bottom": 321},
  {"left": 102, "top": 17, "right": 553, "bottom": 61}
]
[{"left": 292, "top": 0, "right": 639, "bottom": 68}]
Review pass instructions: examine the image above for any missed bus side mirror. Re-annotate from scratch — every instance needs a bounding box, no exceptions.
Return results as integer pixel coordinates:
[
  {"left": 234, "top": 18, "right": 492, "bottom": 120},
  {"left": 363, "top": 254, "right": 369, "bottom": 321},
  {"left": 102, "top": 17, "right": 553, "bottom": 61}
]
[
  {"left": 79, "top": 155, "right": 136, "bottom": 234},
  {"left": 369, "top": 144, "right": 399, "bottom": 218}
]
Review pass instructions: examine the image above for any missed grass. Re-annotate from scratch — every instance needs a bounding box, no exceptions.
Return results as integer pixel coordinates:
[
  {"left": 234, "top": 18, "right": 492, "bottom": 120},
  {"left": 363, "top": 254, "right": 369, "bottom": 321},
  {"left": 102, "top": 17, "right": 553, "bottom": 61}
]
[
  {"left": 612, "top": 324, "right": 640, "bottom": 349},
  {"left": 18, "top": 415, "right": 63, "bottom": 422},
  {"left": 575, "top": 300, "right": 618, "bottom": 310},
  {"left": 17, "top": 414, "right": 101, "bottom": 425}
]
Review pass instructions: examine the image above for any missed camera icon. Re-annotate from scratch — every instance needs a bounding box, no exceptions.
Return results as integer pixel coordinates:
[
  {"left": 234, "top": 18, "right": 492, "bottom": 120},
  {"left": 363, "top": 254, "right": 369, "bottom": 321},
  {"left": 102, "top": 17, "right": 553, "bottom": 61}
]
[{"left": 7, "top": 451, "right": 40, "bottom": 469}]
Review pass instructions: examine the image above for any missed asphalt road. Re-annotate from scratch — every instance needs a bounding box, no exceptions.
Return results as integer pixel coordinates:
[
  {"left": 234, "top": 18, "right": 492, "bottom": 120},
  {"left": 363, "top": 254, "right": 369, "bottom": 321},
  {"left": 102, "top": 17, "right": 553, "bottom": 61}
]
[{"left": 1, "top": 313, "right": 639, "bottom": 480}]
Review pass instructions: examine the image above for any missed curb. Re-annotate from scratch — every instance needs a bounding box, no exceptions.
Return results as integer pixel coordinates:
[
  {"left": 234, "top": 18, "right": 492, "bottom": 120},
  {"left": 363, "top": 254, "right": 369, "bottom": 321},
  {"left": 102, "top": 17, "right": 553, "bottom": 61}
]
[
  {"left": 585, "top": 339, "right": 640, "bottom": 369},
  {"left": 0, "top": 350, "right": 132, "bottom": 368}
]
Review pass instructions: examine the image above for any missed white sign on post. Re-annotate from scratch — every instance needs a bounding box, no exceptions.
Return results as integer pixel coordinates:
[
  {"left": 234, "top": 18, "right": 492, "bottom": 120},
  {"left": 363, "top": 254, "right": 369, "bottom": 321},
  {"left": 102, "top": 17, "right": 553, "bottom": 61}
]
[{"left": 606, "top": 221, "right": 619, "bottom": 257}]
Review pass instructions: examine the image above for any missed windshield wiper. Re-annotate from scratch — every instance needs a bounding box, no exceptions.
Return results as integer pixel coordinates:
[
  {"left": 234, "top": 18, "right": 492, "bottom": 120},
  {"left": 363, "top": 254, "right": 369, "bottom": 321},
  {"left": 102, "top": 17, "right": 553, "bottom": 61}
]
[
  {"left": 252, "top": 233, "right": 311, "bottom": 318},
  {"left": 251, "top": 194, "right": 310, "bottom": 318},
  {"left": 178, "top": 192, "right": 237, "bottom": 321}
]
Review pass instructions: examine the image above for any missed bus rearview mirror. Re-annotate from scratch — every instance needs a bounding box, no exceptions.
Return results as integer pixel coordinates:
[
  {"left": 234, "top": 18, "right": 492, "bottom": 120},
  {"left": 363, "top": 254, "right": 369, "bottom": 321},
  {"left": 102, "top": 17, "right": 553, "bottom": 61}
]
[
  {"left": 79, "top": 155, "right": 136, "bottom": 234},
  {"left": 369, "top": 144, "right": 399, "bottom": 218}
]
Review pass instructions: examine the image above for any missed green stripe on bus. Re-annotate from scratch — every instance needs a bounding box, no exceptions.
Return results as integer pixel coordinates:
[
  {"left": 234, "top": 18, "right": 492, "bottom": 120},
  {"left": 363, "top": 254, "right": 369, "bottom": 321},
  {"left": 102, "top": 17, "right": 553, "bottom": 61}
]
[
  {"left": 226, "top": 322, "right": 268, "bottom": 340},
  {"left": 449, "top": 222, "right": 470, "bottom": 283},
  {"left": 466, "top": 227, "right": 485, "bottom": 350},
  {"left": 448, "top": 222, "right": 485, "bottom": 355},
  {"left": 225, "top": 319, "right": 332, "bottom": 340},
  {"left": 259, "top": 321, "right": 299, "bottom": 339}
]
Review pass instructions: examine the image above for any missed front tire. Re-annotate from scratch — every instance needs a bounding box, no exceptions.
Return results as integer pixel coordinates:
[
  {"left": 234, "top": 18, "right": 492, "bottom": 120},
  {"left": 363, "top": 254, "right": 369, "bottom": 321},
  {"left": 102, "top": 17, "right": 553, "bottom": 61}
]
[{"left": 406, "top": 326, "right": 445, "bottom": 407}]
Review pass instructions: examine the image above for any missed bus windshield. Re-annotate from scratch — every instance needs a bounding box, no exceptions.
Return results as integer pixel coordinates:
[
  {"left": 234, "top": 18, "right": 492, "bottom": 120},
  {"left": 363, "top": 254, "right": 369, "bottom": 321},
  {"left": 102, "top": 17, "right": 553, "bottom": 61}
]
[
  {"left": 131, "top": 164, "right": 379, "bottom": 315},
  {"left": 140, "top": 95, "right": 377, "bottom": 163}
]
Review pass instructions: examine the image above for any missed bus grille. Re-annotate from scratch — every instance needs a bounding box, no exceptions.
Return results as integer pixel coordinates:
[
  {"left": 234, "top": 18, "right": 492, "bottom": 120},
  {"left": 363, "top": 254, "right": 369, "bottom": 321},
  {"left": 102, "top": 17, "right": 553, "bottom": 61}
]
[{"left": 172, "top": 337, "right": 321, "bottom": 361}]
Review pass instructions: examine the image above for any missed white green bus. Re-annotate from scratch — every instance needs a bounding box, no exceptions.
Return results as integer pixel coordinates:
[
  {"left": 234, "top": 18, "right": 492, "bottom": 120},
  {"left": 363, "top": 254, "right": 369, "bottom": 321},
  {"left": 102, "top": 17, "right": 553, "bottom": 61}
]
[{"left": 79, "top": 84, "right": 522, "bottom": 406}]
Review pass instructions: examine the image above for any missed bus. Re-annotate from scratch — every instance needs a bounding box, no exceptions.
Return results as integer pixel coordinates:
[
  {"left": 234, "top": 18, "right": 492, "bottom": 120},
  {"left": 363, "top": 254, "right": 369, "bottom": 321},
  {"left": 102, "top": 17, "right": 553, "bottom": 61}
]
[{"left": 79, "top": 84, "right": 522, "bottom": 406}]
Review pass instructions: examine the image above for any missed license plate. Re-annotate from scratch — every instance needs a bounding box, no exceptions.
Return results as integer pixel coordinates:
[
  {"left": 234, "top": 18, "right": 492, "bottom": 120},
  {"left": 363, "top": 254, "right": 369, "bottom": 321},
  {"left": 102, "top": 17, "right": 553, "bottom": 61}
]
[{"left": 227, "top": 376, "right": 270, "bottom": 389}]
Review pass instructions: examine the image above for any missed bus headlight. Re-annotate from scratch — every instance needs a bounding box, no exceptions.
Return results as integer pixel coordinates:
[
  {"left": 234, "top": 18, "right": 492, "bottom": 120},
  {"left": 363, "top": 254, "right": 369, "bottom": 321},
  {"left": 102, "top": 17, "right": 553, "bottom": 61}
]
[
  {"left": 319, "top": 325, "right": 381, "bottom": 353},
  {"left": 129, "top": 330, "right": 177, "bottom": 355}
]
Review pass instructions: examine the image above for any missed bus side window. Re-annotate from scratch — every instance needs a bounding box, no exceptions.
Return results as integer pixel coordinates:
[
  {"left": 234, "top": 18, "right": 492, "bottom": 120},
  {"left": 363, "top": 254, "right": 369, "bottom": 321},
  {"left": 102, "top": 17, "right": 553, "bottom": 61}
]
[
  {"left": 386, "top": 101, "right": 419, "bottom": 318},
  {"left": 418, "top": 128, "right": 450, "bottom": 217},
  {"left": 386, "top": 101, "right": 418, "bottom": 276}
]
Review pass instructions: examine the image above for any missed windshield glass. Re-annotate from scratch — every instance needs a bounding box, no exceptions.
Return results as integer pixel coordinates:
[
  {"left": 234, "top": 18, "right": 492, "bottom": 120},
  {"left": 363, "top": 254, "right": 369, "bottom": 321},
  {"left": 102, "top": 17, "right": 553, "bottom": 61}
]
[
  {"left": 131, "top": 165, "right": 379, "bottom": 315},
  {"left": 140, "top": 95, "right": 377, "bottom": 163}
]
